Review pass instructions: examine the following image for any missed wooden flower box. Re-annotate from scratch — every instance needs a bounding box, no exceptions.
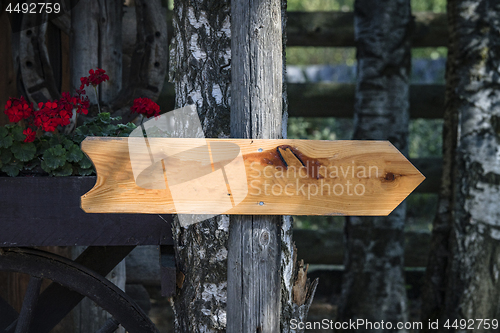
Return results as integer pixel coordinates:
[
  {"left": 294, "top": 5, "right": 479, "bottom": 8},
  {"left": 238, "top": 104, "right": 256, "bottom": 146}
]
[{"left": 0, "top": 176, "right": 173, "bottom": 247}]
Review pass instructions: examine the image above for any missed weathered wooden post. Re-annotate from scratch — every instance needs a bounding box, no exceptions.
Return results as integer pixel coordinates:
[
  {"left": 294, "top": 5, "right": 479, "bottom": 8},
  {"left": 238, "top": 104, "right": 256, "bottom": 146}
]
[
  {"left": 227, "top": 0, "right": 283, "bottom": 331},
  {"left": 71, "top": 1, "right": 124, "bottom": 331}
]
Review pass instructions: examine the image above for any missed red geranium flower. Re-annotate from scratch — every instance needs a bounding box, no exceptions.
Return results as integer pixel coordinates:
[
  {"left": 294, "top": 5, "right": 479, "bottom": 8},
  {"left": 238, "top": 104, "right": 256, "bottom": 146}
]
[
  {"left": 130, "top": 97, "right": 161, "bottom": 118},
  {"left": 23, "top": 128, "right": 36, "bottom": 143},
  {"left": 4, "top": 96, "right": 33, "bottom": 123},
  {"left": 79, "top": 68, "right": 109, "bottom": 90},
  {"left": 34, "top": 100, "right": 72, "bottom": 132},
  {"left": 60, "top": 92, "right": 89, "bottom": 115}
]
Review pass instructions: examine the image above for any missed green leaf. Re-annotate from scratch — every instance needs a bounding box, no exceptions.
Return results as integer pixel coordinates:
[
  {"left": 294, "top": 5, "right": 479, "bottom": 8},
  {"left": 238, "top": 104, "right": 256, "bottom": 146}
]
[
  {"left": 103, "top": 124, "right": 118, "bottom": 135},
  {"left": 49, "top": 135, "right": 61, "bottom": 147},
  {"left": 89, "top": 125, "right": 102, "bottom": 135},
  {"left": 78, "top": 167, "right": 94, "bottom": 176},
  {"left": 41, "top": 160, "right": 52, "bottom": 173},
  {"left": 43, "top": 146, "right": 67, "bottom": 170},
  {"left": 62, "top": 138, "right": 74, "bottom": 150},
  {"left": 98, "top": 112, "right": 111, "bottom": 124},
  {"left": 66, "top": 144, "right": 83, "bottom": 163},
  {"left": 0, "top": 127, "right": 8, "bottom": 138},
  {"left": 52, "top": 162, "right": 73, "bottom": 176},
  {"left": 1, "top": 163, "right": 22, "bottom": 177},
  {"left": 118, "top": 122, "right": 136, "bottom": 131},
  {"left": 79, "top": 154, "right": 92, "bottom": 169},
  {"left": 11, "top": 141, "right": 36, "bottom": 162},
  {"left": 75, "top": 126, "right": 89, "bottom": 136},
  {"left": 51, "top": 144, "right": 66, "bottom": 157},
  {"left": 0, "top": 149, "right": 12, "bottom": 164},
  {"left": 37, "top": 139, "right": 50, "bottom": 155},
  {"left": 10, "top": 126, "right": 26, "bottom": 142},
  {"left": 0, "top": 126, "right": 13, "bottom": 148},
  {"left": 0, "top": 134, "right": 13, "bottom": 149}
]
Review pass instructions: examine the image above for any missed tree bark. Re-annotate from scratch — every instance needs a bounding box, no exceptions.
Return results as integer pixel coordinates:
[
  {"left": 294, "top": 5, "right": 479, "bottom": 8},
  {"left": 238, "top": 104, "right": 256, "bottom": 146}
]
[
  {"left": 423, "top": 1, "right": 500, "bottom": 331},
  {"left": 169, "top": 1, "right": 232, "bottom": 331},
  {"left": 338, "top": 0, "right": 411, "bottom": 331}
]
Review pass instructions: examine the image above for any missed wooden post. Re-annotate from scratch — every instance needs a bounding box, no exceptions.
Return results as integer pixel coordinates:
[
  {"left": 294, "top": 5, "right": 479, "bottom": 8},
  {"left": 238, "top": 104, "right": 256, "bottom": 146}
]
[
  {"left": 70, "top": 0, "right": 99, "bottom": 103},
  {"left": 0, "top": 9, "right": 16, "bottom": 126},
  {"left": 97, "top": 0, "right": 122, "bottom": 104},
  {"left": 227, "top": 0, "right": 283, "bottom": 331},
  {"left": 70, "top": 1, "right": 126, "bottom": 332}
]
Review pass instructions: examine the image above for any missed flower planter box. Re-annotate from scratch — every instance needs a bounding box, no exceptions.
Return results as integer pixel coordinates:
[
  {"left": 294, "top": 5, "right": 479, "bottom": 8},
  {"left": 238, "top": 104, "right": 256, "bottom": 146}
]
[{"left": 0, "top": 176, "right": 173, "bottom": 247}]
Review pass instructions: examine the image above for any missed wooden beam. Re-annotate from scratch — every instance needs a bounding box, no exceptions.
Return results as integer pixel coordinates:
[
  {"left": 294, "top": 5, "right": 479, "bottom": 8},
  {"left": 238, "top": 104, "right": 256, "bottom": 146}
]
[
  {"left": 292, "top": 229, "right": 430, "bottom": 268},
  {"left": 156, "top": 83, "right": 445, "bottom": 119},
  {"left": 286, "top": 11, "right": 448, "bottom": 47},
  {"left": 123, "top": 229, "right": 431, "bottom": 284},
  {"left": 412, "top": 11, "right": 449, "bottom": 48},
  {"left": 287, "top": 83, "right": 445, "bottom": 119}
]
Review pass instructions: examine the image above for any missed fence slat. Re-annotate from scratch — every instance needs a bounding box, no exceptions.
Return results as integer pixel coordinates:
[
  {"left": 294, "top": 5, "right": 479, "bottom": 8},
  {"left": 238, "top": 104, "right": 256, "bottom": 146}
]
[
  {"left": 157, "top": 83, "right": 445, "bottom": 119},
  {"left": 286, "top": 11, "right": 447, "bottom": 47},
  {"left": 124, "top": 229, "right": 431, "bottom": 285},
  {"left": 126, "top": 9, "right": 448, "bottom": 49}
]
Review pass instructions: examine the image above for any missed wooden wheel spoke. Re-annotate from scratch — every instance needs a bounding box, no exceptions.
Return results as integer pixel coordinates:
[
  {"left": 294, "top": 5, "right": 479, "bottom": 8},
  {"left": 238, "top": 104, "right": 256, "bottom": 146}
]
[
  {"left": 30, "top": 246, "right": 136, "bottom": 332},
  {"left": 18, "top": 11, "right": 60, "bottom": 103},
  {"left": 95, "top": 317, "right": 120, "bottom": 333},
  {"left": 13, "top": 276, "right": 42, "bottom": 333},
  {"left": 0, "top": 295, "right": 18, "bottom": 330},
  {"left": 0, "top": 247, "right": 158, "bottom": 333},
  {"left": 108, "top": 0, "right": 167, "bottom": 123}
]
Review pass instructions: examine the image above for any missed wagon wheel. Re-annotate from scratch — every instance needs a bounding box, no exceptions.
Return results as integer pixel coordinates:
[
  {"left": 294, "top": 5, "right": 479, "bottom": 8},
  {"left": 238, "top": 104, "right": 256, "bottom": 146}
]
[{"left": 0, "top": 247, "right": 159, "bottom": 333}]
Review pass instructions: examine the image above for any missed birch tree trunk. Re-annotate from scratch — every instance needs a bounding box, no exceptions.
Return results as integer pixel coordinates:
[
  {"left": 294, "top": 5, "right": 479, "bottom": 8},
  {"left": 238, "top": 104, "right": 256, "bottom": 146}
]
[
  {"left": 169, "top": 1, "right": 232, "bottom": 330},
  {"left": 338, "top": 0, "right": 411, "bottom": 331},
  {"left": 170, "top": 0, "right": 316, "bottom": 331},
  {"left": 423, "top": 1, "right": 500, "bottom": 330}
]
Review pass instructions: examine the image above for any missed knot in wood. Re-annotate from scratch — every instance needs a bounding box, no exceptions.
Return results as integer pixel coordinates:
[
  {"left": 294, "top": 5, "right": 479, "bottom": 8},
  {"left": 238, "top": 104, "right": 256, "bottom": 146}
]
[
  {"left": 385, "top": 172, "right": 395, "bottom": 181},
  {"left": 259, "top": 229, "right": 270, "bottom": 246}
]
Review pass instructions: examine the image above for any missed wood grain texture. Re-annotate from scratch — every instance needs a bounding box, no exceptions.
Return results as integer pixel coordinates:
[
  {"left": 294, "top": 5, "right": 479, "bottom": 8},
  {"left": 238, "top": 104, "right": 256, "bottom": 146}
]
[
  {"left": 70, "top": 0, "right": 99, "bottom": 103},
  {"left": 0, "top": 11, "right": 16, "bottom": 126},
  {"left": 97, "top": 0, "right": 122, "bottom": 104},
  {"left": 81, "top": 137, "right": 425, "bottom": 216}
]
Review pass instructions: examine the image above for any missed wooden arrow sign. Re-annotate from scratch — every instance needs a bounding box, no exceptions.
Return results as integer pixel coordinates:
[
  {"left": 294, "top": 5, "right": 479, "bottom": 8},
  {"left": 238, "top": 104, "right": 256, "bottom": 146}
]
[{"left": 81, "top": 137, "right": 425, "bottom": 216}]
